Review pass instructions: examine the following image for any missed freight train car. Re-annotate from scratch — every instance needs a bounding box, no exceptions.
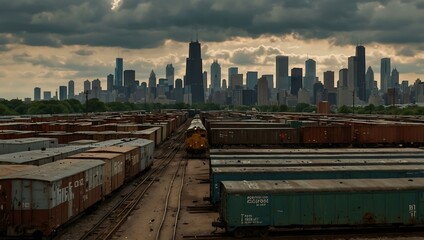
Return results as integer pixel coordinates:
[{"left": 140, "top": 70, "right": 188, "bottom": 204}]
[
  {"left": 210, "top": 165, "right": 424, "bottom": 204},
  {"left": 210, "top": 157, "right": 424, "bottom": 168},
  {"left": 213, "top": 179, "right": 424, "bottom": 237},
  {"left": 185, "top": 116, "right": 208, "bottom": 156},
  {"left": 0, "top": 159, "right": 104, "bottom": 238},
  {"left": 209, "top": 128, "right": 299, "bottom": 146}
]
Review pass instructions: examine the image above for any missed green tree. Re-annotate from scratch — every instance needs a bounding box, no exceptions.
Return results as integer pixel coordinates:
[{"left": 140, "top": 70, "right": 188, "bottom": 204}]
[{"left": 86, "top": 99, "right": 107, "bottom": 112}]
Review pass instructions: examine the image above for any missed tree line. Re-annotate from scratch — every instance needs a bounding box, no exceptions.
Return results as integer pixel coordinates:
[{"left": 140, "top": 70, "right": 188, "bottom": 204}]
[{"left": 1, "top": 98, "right": 424, "bottom": 115}]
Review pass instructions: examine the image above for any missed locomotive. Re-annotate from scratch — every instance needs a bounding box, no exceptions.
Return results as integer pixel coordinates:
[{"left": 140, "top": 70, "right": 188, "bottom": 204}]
[{"left": 185, "top": 115, "right": 208, "bottom": 157}]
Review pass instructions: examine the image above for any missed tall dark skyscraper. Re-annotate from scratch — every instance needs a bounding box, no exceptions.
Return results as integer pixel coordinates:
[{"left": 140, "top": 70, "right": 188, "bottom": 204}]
[
  {"left": 115, "top": 58, "right": 123, "bottom": 87},
  {"left": 356, "top": 45, "right": 366, "bottom": 101},
  {"left": 185, "top": 40, "right": 204, "bottom": 103},
  {"left": 291, "top": 68, "right": 303, "bottom": 96}
]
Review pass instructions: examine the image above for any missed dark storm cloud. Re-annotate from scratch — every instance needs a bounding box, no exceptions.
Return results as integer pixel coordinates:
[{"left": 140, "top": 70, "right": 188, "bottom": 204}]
[
  {"left": 1, "top": 0, "right": 424, "bottom": 50},
  {"left": 73, "top": 49, "right": 94, "bottom": 56}
]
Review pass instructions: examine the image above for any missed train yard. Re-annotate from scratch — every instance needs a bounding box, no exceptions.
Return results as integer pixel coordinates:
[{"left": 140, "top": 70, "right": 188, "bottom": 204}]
[{"left": 2, "top": 110, "right": 424, "bottom": 239}]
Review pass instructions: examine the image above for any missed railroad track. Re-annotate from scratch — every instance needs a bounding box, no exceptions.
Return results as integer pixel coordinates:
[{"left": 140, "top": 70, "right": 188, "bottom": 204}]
[{"left": 71, "top": 120, "right": 191, "bottom": 240}]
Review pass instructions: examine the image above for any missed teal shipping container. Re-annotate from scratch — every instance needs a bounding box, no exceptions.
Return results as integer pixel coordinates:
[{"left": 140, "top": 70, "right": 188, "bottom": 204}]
[{"left": 215, "top": 179, "right": 424, "bottom": 237}]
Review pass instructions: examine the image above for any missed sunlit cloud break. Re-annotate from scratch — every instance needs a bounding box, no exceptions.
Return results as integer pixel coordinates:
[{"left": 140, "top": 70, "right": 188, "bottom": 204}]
[{"left": 111, "top": 0, "right": 122, "bottom": 10}]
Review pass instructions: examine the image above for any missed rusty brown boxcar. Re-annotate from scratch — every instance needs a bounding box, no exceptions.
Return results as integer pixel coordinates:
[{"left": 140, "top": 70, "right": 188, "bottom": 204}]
[
  {"left": 87, "top": 146, "right": 140, "bottom": 182},
  {"left": 0, "top": 159, "right": 104, "bottom": 238},
  {"left": 301, "top": 125, "right": 352, "bottom": 146},
  {"left": 353, "top": 123, "right": 398, "bottom": 145},
  {"left": 210, "top": 128, "right": 299, "bottom": 146},
  {"left": 66, "top": 153, "right": 125, "bottom": 196}
]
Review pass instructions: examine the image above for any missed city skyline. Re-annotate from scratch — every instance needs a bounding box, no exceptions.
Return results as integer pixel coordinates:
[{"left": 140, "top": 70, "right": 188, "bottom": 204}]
[{"left": 1, "top": 0, "right": 424, "bottom": 99}]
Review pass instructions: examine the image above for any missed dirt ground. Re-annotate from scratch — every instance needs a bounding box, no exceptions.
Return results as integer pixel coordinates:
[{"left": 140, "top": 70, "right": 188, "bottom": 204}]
[{"left": 115, "top": 154, "right": 220, "bottom": 240}]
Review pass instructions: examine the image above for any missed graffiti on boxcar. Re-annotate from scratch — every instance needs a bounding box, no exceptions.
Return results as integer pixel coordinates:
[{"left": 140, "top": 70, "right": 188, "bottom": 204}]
[{"left": 52, "top": 178, "right": 83, "bottom": 206}]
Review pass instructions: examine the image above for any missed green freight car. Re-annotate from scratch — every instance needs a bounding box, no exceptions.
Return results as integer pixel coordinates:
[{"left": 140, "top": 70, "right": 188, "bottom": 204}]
[
  {"left": 210, "top": 165, "right": 424, "bottom": 204},
  {"left": 213, "top": 179, "right": 424, "bottom": 237}
]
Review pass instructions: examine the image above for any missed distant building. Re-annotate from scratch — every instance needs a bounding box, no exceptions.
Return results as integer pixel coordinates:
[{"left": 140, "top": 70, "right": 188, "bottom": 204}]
[
  {"left": 257, "top": 76, "right": 269, "bottom": 106},
  {"left": 228, "top": 67, "right": 238, "bottom": 89},
  {"left": 210, "top": 60, "right": 221, "bottom": 91},
  {"left": 323, "top": 71, "right": 335, "bottom": 91},
  {"left": 84, "top": 80, "right": 91, "bottom": 92},
  {"left": 242, "top": 89, "right": 256, "bottom": 106},
  {"left": 166, "top": 64, "right": 175, "bottom": 90},
  {"left": 246, "top": 71, "right": 258, "bottom": 90},
  {"left": 304, "top": 58, "right": 316, "bottom": 92},
  {"left": 185, "top": 40, "right": 204, "bottom": 103},
  {"left": 174, "top": 78, "right": 184, "bottom": 103},
  {"left": 59, "top": 86, "right": 67, "bottom": 100},
  {"left": 68, "top": 80, "right": 75, "bottom": 99},
  {"left": 124, "top": 69, "right": 136, "bottom": 98},
  {"left": 276, "top": 55, "right": 289, "bottom": 91},
  {"left": 339, "top": 68, "right": 348, "bottom": 88},
  {"left": 347, "top": 56, "right": 357, "bottom": 93},
  {"left": 107, "top": 74, "right": 114, "bottom": 92},
  {"left": 115, "top": 58, "right": 123, "bottom": 87},
  {"left": 43, "top": 91, "right": 51, "bottom": 100},
  {"left": 381, "top": 58, "right": 391, "bottom": 93},
  {"left": 365, "top": 66, "right": 374, "bottom": 101},
  {"left": 148, "top": 70, "right": 157, "bottom": 102},
  {"left": 356, "top": 45, "right": 366, "bottom": 101},
  {"left": 203, "top": 71, "right": 208, "bottom": 95},
  {"left": 290, "top": 68, "right": 302, "bottom": 96},
  {"left": 391, "top": 68, "right": 399, "bottom": 87},
  {"left": 34, "top": 87, "right": 41, "bottom": 101},
  {"left": 297, "top": 88, "right": 311, "bottom": 104}
]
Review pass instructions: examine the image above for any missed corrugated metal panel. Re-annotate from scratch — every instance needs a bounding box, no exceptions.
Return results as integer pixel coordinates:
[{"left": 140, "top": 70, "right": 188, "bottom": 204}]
[{"left": 0, "top": 165, "right": 37, "bottom": 177}]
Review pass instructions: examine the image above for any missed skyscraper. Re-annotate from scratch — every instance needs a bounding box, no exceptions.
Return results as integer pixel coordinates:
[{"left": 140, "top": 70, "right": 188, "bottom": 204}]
[
  {"left": 257, "top": 76, "right": 269, "bottom": 106},
  {"left": 34, "top": 87, "right": 41, "bottom": 101},
  {"left": 304, "top": 59, "right": 316, "bottom": 92},
  {"left": 124, "top": 70, "right": 136, "bottom": 98},
  {"left": 59, "top": 86, "right": 67, "bottom": 100},
  {"left": 339, "top": 68, "right": 348, "bottom": 87},
  {"left": 115, "top": 58, "right": 123, "bottom": 87},
  {"left": 228, "top": 67, "right": 238, "bottom": 89},
  {"left": 323, "top": 71, "right": 335, "bottom": 91},
  {"left": 68, "top": 80, "right": 74, "bottom": 99},
  {"left": 391, "top": 68, "right": 399, "bottom": 87},
  {"left": 166, "top": 64, "right": 174, "bottom": 90},
  {"left": 356, "top": 45, "right": 366, "bottom": 101},
  {"left": 203, "top": 71, "right": 208, "bottom": 94},
  {"left": 107, "top": 74, "right": 114, "bottom": 92},
  {"left": 366, "top": 66, "right": 374, "bottom": 99},
  {"left": 185, "top": 40, "right": 204, "bottom": 103},
  {"left": 276, "top": 56, "right": 289, "bottom": 91},
  {"left": 148, "top": 70, "right": 157, "bottom": 100},
  {"left": 347, "top": 56, "right": 357, "bottom": 93},
  {"left": 291, "top": 68, "right": 303, "bottom": 96},
  {"left": 381, "top": 58, "right": 391, "bottom": 93},
  {"left": 210, "top": 60, "right": 221, "bottom": 91},
  {"left": 246, "top": 71, "right": 258, "bottom": 90},
  {"left": 84, "top": 80, "right": 91, "bottom": 92}
]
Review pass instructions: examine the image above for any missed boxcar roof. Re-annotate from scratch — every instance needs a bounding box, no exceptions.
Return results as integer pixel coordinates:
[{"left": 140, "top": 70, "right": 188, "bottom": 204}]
[
  {"left": 0, "top": 159, "right": 104, "bottom": 181},
  {"left": 212, "top": 164, "right": 424, "bottom": 173},
  {"left": 209, "top": 148, "right": 424, "bottom": 154},
  {"left": 87, "top": 146, "right": 138, "bottom": 153},
  {"left": 68, "top": 152, "right": 122, "bottom": 159},
  {"left": 222, "top": 178, "right": 424, "bottom": 193},
  {"left": 0, "top": 165, "right": 37, "bottom": 177}
]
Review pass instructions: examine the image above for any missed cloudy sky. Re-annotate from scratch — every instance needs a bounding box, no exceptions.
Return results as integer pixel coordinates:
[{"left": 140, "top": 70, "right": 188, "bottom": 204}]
[{"left": 1, "top": 0, "right": 424, "bottom": 100}]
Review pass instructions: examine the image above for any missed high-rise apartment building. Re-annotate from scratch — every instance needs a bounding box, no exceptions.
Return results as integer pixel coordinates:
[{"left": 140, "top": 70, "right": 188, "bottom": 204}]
[
  {"left": 276, "top": 56, "right": 289, "bottom": 91},
  {"left": 34, "top": 87, "right": 41, "bottom": 101},
  {"left": 381, "top": 58, "right": 391, "bottom": 93},
  {"left": 59, "top": 86, "right": 67, "bottom": 100},
  {"left": 115, "top": 58, "right": 123, "bottom": 87},
  {"left": 304, "top": 58, "right": 316, "bottom": 92},
  {"left": 68, "top": 80, "right": 74, "bottom": 99},
  {"left": 356, "top": 45, "right": 366, "bottom": 101},
  {"left": 185, "top": 40, "right": 204, "bottom": 103},
  {"left": 210, "top": 60, "right": 221, "bottom": 91}
]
